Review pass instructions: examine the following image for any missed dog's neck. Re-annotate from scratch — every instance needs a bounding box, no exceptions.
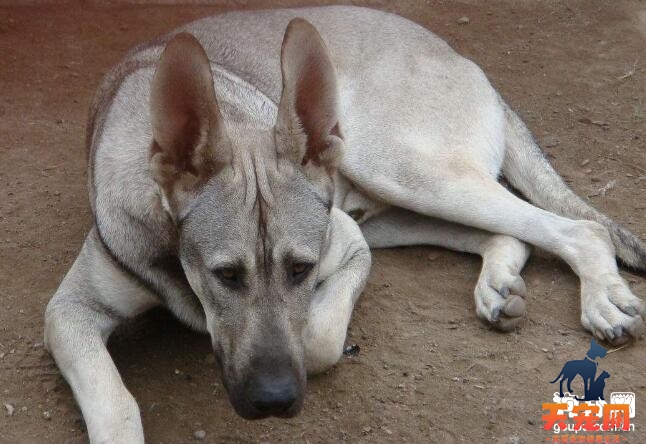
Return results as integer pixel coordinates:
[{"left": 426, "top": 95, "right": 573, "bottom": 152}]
[{"left": 585, "top": 354, "right": 597, "bottom": 362}]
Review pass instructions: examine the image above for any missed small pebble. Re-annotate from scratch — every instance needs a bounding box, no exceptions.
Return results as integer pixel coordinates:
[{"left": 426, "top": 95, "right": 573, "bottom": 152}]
[
  {"left": 4, "top": 403, "right": 14, "bottom": 416},
  {"left": 43, "top": 380, "right": 57, "bottom": 392},
  {"left": 580, "top": 159, "right": 590, "bottom": 167},
  {"left": 456, "top": 16, "right": 470, "bottom": 25},
  {"left": 528, "top": 418, "right": 536, "bottom": 425},
  {"left": 343, "top": 344, "right": 360, "bottom": 356},
  {"left": 43, "top": 410, "right": 51, "bottom": 420},
  {"left": 543, "top": 136, "right": 560, "bottom": 148},
  {"left": 193, "top": 430, "right": 206, "bottom": 440}
]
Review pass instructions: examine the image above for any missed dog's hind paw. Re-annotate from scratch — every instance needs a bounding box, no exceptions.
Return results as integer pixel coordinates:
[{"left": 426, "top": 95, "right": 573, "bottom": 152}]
[
  {"left": 581, "top": 274, "right": 646, "bottom": 345},
  {"left": 474, "top": 269, "right": 527, "bottom": 331}
]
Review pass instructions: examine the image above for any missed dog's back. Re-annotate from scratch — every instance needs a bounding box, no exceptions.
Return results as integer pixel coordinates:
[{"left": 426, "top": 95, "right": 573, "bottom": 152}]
[{"left": 87, "top": 6, "right": 498, "bottom": 219}]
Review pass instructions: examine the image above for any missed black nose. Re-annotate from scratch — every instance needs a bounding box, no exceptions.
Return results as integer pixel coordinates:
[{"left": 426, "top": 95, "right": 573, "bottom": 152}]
[{"left": 246, "top": 373, "right": 298, "bottom": 415}]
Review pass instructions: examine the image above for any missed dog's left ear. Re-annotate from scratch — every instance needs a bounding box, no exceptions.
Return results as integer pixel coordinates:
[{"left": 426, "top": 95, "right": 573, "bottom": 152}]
[{"left": 275, "top": 18, "right": 343, "bottom": 170}]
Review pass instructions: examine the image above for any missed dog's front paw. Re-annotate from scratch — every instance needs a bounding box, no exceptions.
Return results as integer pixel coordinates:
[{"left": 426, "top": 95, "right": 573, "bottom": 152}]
[
  {"left": 581, "top": 275, "right": 646, "bottom": 345},
  {"left": 474, "top": 266, "right": 527, "bottom": 331}
]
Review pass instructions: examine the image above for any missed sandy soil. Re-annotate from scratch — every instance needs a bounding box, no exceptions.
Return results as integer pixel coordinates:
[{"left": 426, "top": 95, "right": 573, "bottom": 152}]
[{"left": 1, "top": 1, "right": 645, "bottom": 443}]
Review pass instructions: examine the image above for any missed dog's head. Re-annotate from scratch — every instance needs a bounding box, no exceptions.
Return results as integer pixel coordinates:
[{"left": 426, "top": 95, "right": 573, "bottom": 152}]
[
  {"left": 587, "top": 338, "right": 608, "bottom": 360},
  {"left": 148, "top": 20, "right": 342, "bottom": 419}
]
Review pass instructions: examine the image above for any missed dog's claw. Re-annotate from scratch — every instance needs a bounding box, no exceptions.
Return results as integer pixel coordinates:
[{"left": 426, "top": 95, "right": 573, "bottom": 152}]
[
  {"left": 626, "top": 317, "right": 646, "bottom": 339},
  {"left": 489, "top": 296, "right": 526, "bottom": 331},
  {"left": 475, "top": 271, "right": 528, "bottom": 332},
  {"left": 604, "top": 327, "right": 616, "bottom": 342},
  {"left": 509, "top": 276, "right": 528, "bottom": 298},
  {"left": 491, "top": 296, "right": 526, "bottom": 332},
  {"left": 621, "top": 306, "right": 638, "bottom": 317},
  {"left": 582, "top": 274, "right": 646, "bottom": 346},
  {"left": 503, "top": 295, "right": 526, "bottom": 318}
]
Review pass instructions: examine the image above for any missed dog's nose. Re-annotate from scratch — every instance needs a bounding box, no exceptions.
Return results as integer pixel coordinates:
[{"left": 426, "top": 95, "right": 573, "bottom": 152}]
[{"left": 246, "top": 373, "right": 298, "bottom": 415}]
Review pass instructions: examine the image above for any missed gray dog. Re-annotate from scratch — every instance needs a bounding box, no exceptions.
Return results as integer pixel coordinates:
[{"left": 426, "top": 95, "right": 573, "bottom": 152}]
[{"left": 44, "top": 6, "right": 645, "bottom": 442}]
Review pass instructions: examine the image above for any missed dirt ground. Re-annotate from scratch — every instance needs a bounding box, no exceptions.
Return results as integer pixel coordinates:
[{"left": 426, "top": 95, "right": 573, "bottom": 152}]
[{"left": 1, "top": 0, "right": 646, "bottom": 443}]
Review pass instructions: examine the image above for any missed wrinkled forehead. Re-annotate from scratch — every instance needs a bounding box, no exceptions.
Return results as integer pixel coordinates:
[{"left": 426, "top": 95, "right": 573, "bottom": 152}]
[
  {"left": 263, "top": 177, "right": 330, "bottom": 258},
  {"left": 181, "top": 157, "right": 330, "bottom": 265}
]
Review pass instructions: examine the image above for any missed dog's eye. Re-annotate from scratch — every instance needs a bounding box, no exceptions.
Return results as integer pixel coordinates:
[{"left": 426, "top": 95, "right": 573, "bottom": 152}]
[
  {"left": 290, "top": 263, "right": 313, "bottom": 283},
  {"left": 215, "top": 268, "right": 243, "bottom": 289}
]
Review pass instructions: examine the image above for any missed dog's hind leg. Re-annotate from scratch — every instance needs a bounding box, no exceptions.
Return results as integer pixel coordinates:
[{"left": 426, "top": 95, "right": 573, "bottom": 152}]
[
  {"left": 361, "top": 208, "right": 530, "bottom": 331},
  {"left": 44, "top": 228, "right": 159, "bottom": 443},
  {"left": 549, "top": 373, "right": 566, "bottom": 397},
  {"left": 355, "top": 162, "right": 645, "bottom": 345},
  {"left": 304, "top": 209, "right": 371, "bottom": 375},
  {"left": 503, "top": 104, "right": 646, "bottom": 271}
]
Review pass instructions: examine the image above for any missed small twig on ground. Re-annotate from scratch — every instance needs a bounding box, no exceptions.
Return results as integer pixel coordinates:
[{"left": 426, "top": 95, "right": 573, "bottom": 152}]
[
  {"left": 616, "top": 59, "right": 639, "bottom": 81},
  {"left": 588, "top": 179, "right": 616, "bottom": 198},
  {"left": 607, "top": 343, "right": 630, "bottom": 354}
]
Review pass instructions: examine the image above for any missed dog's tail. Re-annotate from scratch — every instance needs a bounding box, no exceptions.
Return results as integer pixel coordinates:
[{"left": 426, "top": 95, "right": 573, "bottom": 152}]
[
  {"left": 502, "top": 103, "right": 646, "bottom": 272},
  {"left": 549, "top": 373, "right": 563, "bottom": 384}
]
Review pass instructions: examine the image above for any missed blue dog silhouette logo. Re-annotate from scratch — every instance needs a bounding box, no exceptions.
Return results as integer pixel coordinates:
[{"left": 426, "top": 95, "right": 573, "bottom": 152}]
[{"left": 550, "top": 338, "right": 609, "bottom": 401}]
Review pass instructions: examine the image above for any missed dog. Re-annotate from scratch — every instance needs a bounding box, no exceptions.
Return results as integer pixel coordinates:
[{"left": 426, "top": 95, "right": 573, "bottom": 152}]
[
  {"left": 551, "top": 338, "right": 608, "bottom": 398},
  {"left": 43, "top": 6, "right": 646, "bottom": 442}
]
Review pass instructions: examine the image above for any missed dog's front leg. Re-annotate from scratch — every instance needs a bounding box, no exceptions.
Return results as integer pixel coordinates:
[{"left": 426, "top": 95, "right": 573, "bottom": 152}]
[
  {"left": 44, "top": 229, "right": 159, "bottom": 443},
  {"left": 304, "top": 208, "right": 371, "bottom": 375}
]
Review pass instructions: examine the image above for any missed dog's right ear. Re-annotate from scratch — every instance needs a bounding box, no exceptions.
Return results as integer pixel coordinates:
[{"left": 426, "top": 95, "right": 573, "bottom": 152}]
[{"left": 150, "top": 33, "right": 231, "bottom": 219}]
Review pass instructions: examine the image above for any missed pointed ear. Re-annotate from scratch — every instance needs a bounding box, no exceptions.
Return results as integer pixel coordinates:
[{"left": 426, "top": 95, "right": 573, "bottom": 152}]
[
  {"left": 150, "top": 32, "right": 230, "bottom": 217},
  {"left": 275, "top": 18, "right": 343, "bottom": 169}
]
